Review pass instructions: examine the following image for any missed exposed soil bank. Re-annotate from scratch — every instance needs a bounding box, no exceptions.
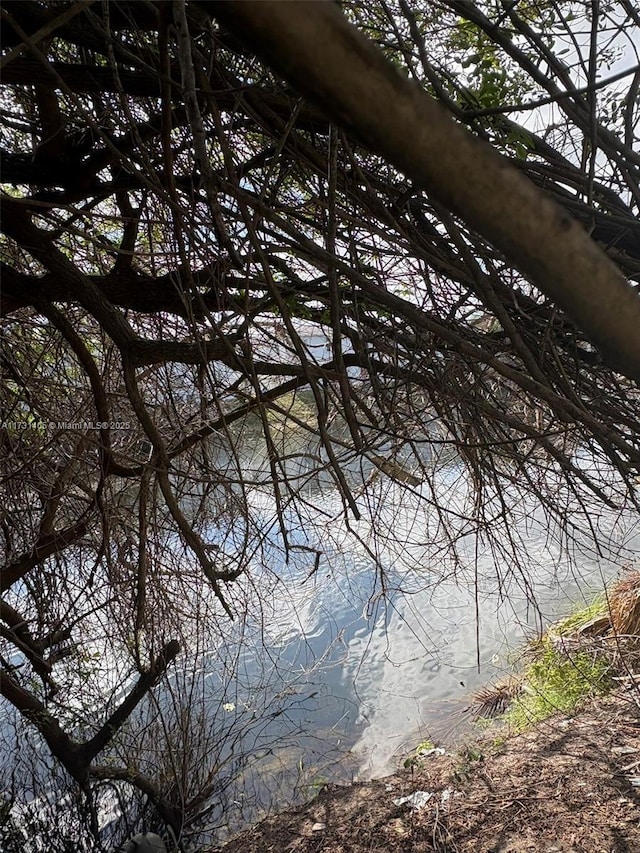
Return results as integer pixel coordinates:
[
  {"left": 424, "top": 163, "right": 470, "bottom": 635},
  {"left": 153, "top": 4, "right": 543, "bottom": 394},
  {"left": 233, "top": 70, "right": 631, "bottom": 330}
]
[{"left": 217, "top": 686, "right": 639, "bottom": 853}]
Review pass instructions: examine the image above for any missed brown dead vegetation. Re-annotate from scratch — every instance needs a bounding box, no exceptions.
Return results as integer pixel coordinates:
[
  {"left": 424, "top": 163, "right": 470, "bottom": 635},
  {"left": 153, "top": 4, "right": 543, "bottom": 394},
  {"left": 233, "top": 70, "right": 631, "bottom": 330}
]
[{"left": 217, "top": 685, "right": 639, "bottom": 853}]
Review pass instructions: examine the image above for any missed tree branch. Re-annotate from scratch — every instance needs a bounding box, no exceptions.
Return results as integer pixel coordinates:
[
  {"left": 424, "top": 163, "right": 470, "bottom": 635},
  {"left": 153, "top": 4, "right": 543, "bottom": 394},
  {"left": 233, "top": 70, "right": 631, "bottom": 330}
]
[
  {"left": 0, "top": 262, "right": 240, "bottom": 319},
  {"left": 83, "top": 639, "right": 181, "bottom": 762},
  {"left": 89, "top": 764, "right": 183, "bottom": 834},
  {"left": 0, "top": 668, "right": 88, "bottom": 782},
  {"left": 207, "top": 0, "right": 640, "bottom": 380},
  {"left": 1, "top": 521, "right": 89, "bottom": 593}
]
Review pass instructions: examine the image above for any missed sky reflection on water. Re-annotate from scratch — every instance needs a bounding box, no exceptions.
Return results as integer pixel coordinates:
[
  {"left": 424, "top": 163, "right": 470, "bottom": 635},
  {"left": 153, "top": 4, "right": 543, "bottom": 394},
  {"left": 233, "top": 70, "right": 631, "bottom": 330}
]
[{"left": 224, "top": 463, "right": 640, "bottom": 808}]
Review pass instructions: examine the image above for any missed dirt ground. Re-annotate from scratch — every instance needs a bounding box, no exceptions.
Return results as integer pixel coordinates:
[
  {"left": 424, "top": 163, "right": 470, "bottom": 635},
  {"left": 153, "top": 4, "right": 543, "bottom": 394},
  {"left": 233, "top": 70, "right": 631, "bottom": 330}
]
[{"left": 217, "top": 684, "right": 639, "bottom": 853}]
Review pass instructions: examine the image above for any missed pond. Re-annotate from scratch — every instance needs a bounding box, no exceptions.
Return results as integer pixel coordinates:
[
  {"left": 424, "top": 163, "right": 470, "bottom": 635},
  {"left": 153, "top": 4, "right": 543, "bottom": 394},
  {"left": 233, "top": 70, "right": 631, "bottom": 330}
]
[
  {"left": 3, "top": 400, "right": 638, "bottom": 850},
  {"left": 179, "top": 414, "right": 640, "bottom": 843}
]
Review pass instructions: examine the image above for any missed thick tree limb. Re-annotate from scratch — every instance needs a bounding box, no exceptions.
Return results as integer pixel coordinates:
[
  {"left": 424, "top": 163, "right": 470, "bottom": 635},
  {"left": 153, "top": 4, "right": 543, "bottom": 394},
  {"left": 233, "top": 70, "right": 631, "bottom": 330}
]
[
  {"left": 83, "top": 639, "right": 181, "bottom": 762},
  {"left": 0, "top": 262, "right": 235, "bottom": 318},
  {"left": 89, "top": 764, "right": 183, "bottom": 834},
  {"left": 1, "top": 521, "right": 89, "bottom": 593},
  {"left": 1, "top": 197, "right": 137, "bottom": 348},
  {"left": 0, "top": 669, "right": 88, "bottom": 782},
  {"left": 0, "top": 600, "right": 60, "bottom": 689},
  {"left": 0, "top": 0, "right": 96, "bottom": 71},
  {"left": 1, "top": 639, "right": 181, "bottom": 791},
  {"left": 207, "top": 0, "right": 640, "bottom": 381}
]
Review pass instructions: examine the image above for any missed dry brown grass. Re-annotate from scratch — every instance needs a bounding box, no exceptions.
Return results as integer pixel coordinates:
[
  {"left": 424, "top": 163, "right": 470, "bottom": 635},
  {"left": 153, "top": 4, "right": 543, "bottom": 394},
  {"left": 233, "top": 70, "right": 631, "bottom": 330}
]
[
  {"left": 471, "top": 678, "right": 522, "bottom": 719},
  {"left": 609, "top": 568, "right": 640, "bottom": 645}
]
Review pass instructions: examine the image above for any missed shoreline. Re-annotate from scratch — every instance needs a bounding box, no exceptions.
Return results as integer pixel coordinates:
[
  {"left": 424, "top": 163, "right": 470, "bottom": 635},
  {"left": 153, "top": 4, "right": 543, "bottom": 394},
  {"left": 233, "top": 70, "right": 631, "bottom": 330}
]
[
  {"left": 216, "top": 684, "right": 639, "bottom": 852},
  {"left": 215, "top": 572, "right": 640, "bottom": 852}
]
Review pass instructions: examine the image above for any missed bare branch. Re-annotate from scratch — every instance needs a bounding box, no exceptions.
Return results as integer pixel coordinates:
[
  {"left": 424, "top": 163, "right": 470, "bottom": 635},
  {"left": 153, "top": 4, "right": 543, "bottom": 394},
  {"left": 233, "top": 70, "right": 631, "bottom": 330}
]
[{"left": 208, "top": 0, "right": 640, "bottom": 380}]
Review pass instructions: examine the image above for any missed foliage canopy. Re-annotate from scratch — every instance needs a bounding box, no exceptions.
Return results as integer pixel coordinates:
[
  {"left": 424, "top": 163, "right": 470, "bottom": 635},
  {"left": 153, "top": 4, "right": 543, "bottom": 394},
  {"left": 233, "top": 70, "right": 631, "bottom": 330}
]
[{"left": 1, "top": 0, "right": 639, "bottom": 847}]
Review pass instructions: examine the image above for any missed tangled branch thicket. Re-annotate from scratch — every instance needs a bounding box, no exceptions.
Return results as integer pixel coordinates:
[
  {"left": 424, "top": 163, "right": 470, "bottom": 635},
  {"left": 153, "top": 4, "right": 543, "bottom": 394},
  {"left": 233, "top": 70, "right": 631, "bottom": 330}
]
[{"left": 1, "top": 0, "right": 639, "bottom": 847}]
